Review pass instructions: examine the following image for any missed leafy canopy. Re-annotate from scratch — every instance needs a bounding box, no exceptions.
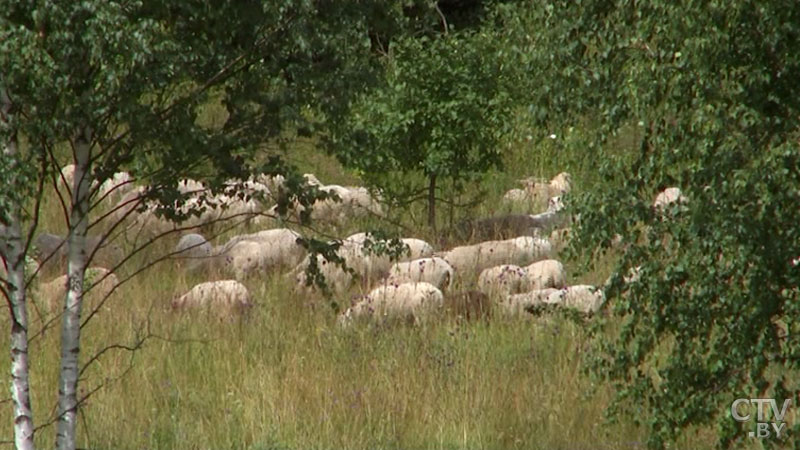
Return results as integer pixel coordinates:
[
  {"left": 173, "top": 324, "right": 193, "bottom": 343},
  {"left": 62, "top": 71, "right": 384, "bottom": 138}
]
[
  {"left": 498, "top": 0, "right": 800, "bottom": 447},
  {"left": 330, "top": 29, "right": 517, "bottom": 226}
]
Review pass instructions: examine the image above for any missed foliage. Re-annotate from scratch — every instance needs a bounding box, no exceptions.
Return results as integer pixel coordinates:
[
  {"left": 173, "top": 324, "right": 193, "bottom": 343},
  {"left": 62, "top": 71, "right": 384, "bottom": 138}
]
[
  {"left": 0, "top": 0, "right": 430, "bottom": 446},
  {"left": 498, "top": 1, "right": 800, "bottom": 448},
  {"left": 329, "top": 29, "right": 518, "bottom": 228}
]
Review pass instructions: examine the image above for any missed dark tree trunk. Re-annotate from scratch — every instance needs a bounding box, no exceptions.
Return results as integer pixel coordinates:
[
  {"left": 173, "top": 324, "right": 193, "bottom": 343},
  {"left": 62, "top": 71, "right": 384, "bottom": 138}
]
[{"left": 427, "top": 173, "right": 437, "bottom": 231}]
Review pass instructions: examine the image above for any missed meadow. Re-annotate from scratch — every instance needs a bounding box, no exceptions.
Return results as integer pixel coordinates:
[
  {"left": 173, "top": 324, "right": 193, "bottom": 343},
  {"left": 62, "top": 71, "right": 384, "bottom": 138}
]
[{"left": 0, "top": 123, "right": 751, "bottom": 450}]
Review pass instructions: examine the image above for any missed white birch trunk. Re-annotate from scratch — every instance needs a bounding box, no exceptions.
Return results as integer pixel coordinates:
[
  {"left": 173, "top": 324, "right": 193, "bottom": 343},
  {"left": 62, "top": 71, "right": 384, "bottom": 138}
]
[
  {"left": 55, "top": 129, "right": 92, "bottom": 450},
  {"left": 1, "top": 84, "right": 36, "bottom": 450}
]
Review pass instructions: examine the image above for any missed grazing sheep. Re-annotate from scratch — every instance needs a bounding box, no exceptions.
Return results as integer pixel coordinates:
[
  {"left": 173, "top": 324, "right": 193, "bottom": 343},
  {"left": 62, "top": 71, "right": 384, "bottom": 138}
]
[
  {"left": 502, "top": 188, "right": 533, "bottom": 205},
  {"left": 351, "top": 233, "right": 433, "bottom": 259},
  {"left": 653, "top": 187, "right": 687, "bottom": 209},
  {"left": 401, "top": 238, "right": 435, "bottom": 260},
  {"left": 171, "top": 280, "right": 252, "bottom": 316},
  {"left": 96, "top": 171, "right": 134, "bottom": 205},
  {"left": 220, "top": 241, "right": 263, "bottom": 280},
  {"left": 32, "top": 233, "right": 123, "bottom": 276},
  {"left": 38, "top": 267, "right": 119, "bottom": 313},
  {"left": 547, "top": 195, "right": 565, "bottom": 213},
  {"left": 303, "top": 184, "right": 383, "bottom": 223},
  {"left": 441, "top": 236, "right": 552, "bottom": 276},
  {"left": 219, "top": 228, "right": 305, "bottom": 279},
  {"left": 220, "top": 228, "right": 298, "bottom": 252},
  {"left": 268, "top": 181, "right": 383, "bottom": 224},
  {"left": 303, "top": 173, "right": 322, "bottom": 187},
  {"left": 293, "top": 252, "right": 355, "bottom": 295},
  {"left": 362, "top": 237, "right": 436, "bottom": 281},
  {"left": 57, "top": 163, "right": 76, "bottom": 194},
  {"left": 298, "top": 233, "right": 435, "bottom": 289},
  {"left": 444, "top": 290, "right": 492, "bottom": 322},
  {"left": 512, "top": 177, "right": 552, "bottom": 201},
  {"left": 502, "top": 288, "right": 559, "bottom": 315},
  {"left": 546, "top": 285, "right": 605, "bottom": 314},
  {"left": 521, "top": 259, "right": 566, "bottom": 291},
  {"left": 60, "top": 165, "right": 133, "bottom": 206},
  {"left": 513, "top": 236, "right": 553, "bottom": 260},
  {"left": 603, "top": 265, "right": 643, "bottom": 290},
  {"left": 338, "top": 282, "right": 444, "bottom": 326},
  {"left": 385, "top": 257, "right": 454, "bottom": 291},
  {"left": 549, "top": 172, "right": 572, "bottom": 195},
  {"left": 256, "top": 173, "right": 319, "bottom": 200},
  {"left": 173, "top": 234, "right": 214, "bottom": 273},
  {"left": 174, "top": 233, "right": 212, "bottom": 259},
  {"left": 291, "top": 233, "right": 385, "bottom": 294},
  {"left": 509, "top": 172, "right": 572, "bottom": 208},
  {"left": 477, "top": 264, "right": 527, "bottom": 297},
  {"left": 107, "top": 186, "right": 176, "bottom": 238},
  {"left": 110, "top": 178, "right": 269, "bottom": 234}
]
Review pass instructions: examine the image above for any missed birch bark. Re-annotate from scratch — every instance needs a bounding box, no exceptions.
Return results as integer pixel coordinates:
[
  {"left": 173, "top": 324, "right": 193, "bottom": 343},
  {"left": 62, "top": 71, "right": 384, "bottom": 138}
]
[
  {"left": 55, "top": 128, "right": 92, "bottom": 450},
  {"left": 0, "top": 84, "right": 36, "bottom": 450}
]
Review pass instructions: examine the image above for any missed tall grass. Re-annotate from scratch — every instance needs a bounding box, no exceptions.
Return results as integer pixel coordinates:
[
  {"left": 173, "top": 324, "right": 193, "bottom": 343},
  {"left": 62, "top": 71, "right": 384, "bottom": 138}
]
[{"left": 1, "top": 114, "right": 729, "bottom": 449}]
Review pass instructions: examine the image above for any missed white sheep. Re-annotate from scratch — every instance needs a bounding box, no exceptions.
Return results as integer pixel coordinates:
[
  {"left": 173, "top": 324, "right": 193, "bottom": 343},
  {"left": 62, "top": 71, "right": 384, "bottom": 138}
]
[
  {"left": 401, "top": 238, "right": 435, "bottom": 260},
  {"left": 113, "top": 178, "right": 267, "bottom": 233},
  {"left": 513, "top": 236, "right": 553, "bottom": 260},
  {"left": 219, "top": 228, "right": 305, "bottom": 279},
  {"left": 362, "top": 237, "right": 436, "bottom": 281},
  {"left": 174, "top": 233, "right": 212, "bottom": 260},
  {"left": 221, "top": 241, "right": 263, "bottom": 280},
  {"left": 505, "top": 172, "right": 571, "bottom": 210},
  {"left": 653, "top": 187, "right": 687, "bottom": 209},
  {"left": 501, "top": 185, "right": 550, "bottom": 210},
  {"left": 310, "top": 185, "right": 383, "bottom": 222},
  {"left": 549, "top": 172, "right": 572, "bottom": 195},
  {"left": 317, "top": 233, "right": 435, "bottom": 285},
  {"left": 384, "top": 257, "right": 454, "bottom": 291},
  {"left": 338, "top": 282, "right": 444, "bottom": 326},
  {"left": 546, "top": 285, "right": 605, "bottom": 314},
  {"left": 502, "top": 188, "right": 531, "bottom": 205},
  {"left": 441, "top": 236, "right": 552, "bottom": 276},
  {"left": 97, "top": 171, "right": 134, "bottom": 205},
  {"left": 293, "top": 252, "right": 355, "bottom": 295},
  {"left": 292, "top": 231, "right": 402, "bottom": 293},
  {"left": 477, "top": 264, "right": 528, "bottom": 297},
  {"left": 171, "top": 280, "right": 252, "bottom": 317},
  {"left": 38, "top": 267, "right": 119, "bottom": 313},
  {"left": 502, "top": 288, "right": 559, "bottom": 315},
  {"left": 521, "top": 259, "right": 566, "bottom": 291},
  {"left": 108, "top": 186, "right": 176, "bottom": 238},
  {"left": 291, "top": 234, "right": 370, "bottom": 294},
  {"left": 268, "top": 182, "right": 383, "bottom": 224},
  {"left": 57, "top": 163, "right": 76, "bottom": 195}
]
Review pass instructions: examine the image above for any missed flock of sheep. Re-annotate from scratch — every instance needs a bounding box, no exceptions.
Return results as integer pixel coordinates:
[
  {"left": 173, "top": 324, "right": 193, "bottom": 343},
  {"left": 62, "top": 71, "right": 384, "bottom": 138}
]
[{"left": 21, "top": 165, "right": 687, "bottom": 326}]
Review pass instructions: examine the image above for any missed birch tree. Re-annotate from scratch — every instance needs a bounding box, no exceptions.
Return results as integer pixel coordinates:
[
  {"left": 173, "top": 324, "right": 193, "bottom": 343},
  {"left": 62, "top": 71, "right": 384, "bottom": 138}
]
[
  {"left": 494, "top": 1, "right": 800, "bottom": 447},
  {"left": 0, "top": 83, "right": 38, "bottom": 450},
  {"left": 1, "top": 1, "right": 425, "bottom": 448}
]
